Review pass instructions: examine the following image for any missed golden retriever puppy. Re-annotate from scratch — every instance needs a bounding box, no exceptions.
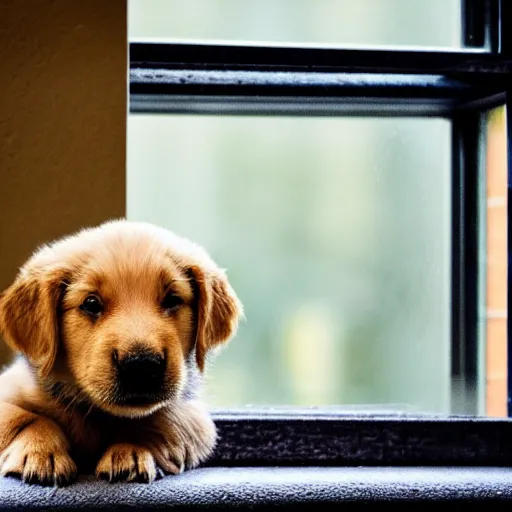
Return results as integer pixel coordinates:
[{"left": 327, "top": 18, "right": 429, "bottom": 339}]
[{"left": 0, "top": 220, "right": 242, "bottom": 486}]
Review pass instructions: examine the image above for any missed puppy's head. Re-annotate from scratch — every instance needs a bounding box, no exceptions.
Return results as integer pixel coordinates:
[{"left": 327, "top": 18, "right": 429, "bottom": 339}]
[{"left": 0, "top": 220, "right": 242, "bottom": 417}]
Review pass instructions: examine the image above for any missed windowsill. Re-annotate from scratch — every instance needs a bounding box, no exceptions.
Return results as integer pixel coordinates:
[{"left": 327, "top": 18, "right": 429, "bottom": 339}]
[
  {"left": 1, "top": 466, "right": 512, "bottom": 509},
  {"left": 2, "top": 413, "right": 512, "bottom": 509}
]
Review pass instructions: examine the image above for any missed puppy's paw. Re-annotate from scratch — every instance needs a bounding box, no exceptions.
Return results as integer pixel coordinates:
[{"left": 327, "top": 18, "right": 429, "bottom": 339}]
[
  {"left": 96, "top": 443, "right": 157, "bottom": 483},
  {"left": 0, "top": 443, "right": 76, "bottom": 487},
  {"left": 152, "top": 403, "right": 217, "bottom": 475},
  {"left": 0, "top": 421, "right": 77, "bottom": 486}
]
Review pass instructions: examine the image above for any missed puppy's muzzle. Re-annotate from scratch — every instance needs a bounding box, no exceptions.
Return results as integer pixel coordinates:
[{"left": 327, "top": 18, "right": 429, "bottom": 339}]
[{"left": 114, "top": 350, "right": 166, "bottom": 403}]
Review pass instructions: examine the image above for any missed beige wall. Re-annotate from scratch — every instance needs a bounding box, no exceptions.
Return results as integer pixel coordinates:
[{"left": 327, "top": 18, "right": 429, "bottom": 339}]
[{"left": 0, "top": 1, "right": 127, "bottom": 363}]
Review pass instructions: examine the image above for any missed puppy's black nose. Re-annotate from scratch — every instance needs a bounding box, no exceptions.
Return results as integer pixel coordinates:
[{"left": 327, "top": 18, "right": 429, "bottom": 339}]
[{"left": 116, "top": 352, "right": 165, "bottom": 397}]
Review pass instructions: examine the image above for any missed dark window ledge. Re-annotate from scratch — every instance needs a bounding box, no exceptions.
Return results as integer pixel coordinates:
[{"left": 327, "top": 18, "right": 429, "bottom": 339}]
[
  {"left": 1, "top": 466, "right": 512, "bottom": 510},
  {"left": 2, "top": 413, "right": 512, "bottom": 509},
  {"left": 210, "top": 412, "right": 512, "bottom": 466}
]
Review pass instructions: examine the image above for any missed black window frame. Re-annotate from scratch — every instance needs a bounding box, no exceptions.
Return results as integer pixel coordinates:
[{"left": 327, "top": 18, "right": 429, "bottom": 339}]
[{"left": 128, "top": 0, "right": 512, "bottom": 470}]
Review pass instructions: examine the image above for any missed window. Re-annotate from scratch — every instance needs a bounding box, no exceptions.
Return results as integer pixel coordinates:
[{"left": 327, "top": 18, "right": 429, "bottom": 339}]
[{"left": 128, "top": 0, "right": 512, "bottom": 487}]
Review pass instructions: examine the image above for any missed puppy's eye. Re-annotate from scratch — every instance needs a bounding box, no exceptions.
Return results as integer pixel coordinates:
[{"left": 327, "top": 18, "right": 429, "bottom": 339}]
[
  {"left": 80, "top": 294, "right": 103, "bottom": 318},
  {"left": 161, "top": 292, "right": 183, "bottom": 313}
]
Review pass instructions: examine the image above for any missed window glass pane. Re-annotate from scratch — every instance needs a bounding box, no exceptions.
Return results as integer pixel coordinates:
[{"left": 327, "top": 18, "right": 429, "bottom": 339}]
[
  {"left": 128, "top": 115, "right": 452, "bottom": 414},
  {"left": 129, "top": 0, "right": 462, "bottom": 49}
]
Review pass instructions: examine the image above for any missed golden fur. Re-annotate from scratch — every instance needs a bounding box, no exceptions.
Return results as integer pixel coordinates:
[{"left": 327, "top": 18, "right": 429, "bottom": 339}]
[{"left": 0, "top": 220, "right": 242, "bottom": 485}]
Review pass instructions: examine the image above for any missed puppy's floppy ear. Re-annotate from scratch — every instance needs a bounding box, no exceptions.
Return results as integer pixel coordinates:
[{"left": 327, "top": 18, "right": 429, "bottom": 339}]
[
  {"left": 0, "top": 267, "right": 69, "bottom": 377},
  {"left": 187, "top": 265, "right": 242, "bottom": 372}
]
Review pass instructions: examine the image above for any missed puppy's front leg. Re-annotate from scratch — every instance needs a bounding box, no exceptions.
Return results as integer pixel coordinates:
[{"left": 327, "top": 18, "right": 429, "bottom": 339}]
[
  {"left": 95, "top": 442, "right": 158, "bottom": 483},
  {"left": 151, "top": 399, "right": 217, "bottom": 475},
  {"left": 0, "top": 401, "right": 77, "bottom": 486},
  {"left": 96, "top": 400, "right": 216, "bottom": 483}
]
